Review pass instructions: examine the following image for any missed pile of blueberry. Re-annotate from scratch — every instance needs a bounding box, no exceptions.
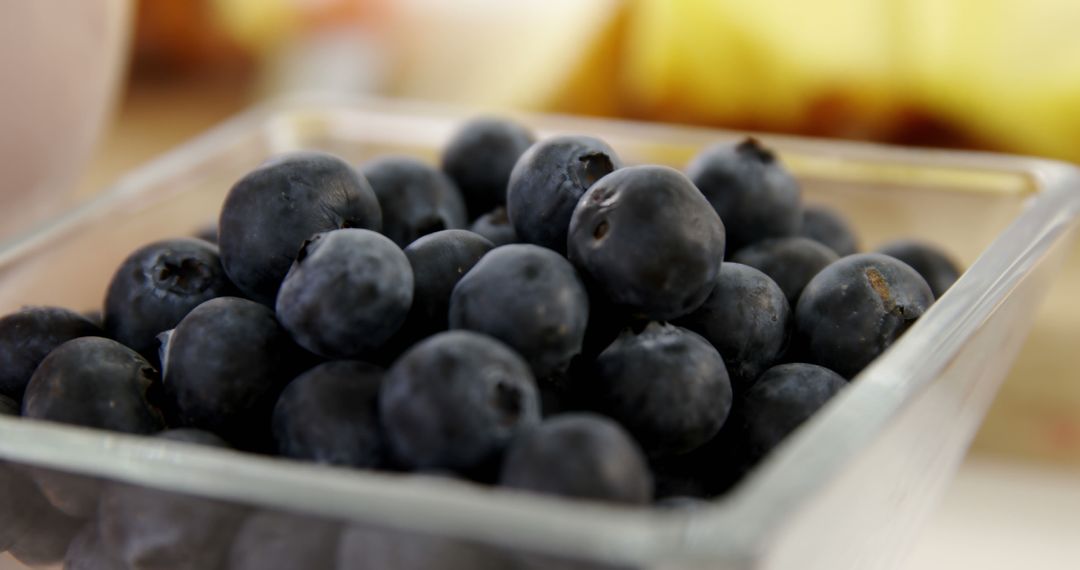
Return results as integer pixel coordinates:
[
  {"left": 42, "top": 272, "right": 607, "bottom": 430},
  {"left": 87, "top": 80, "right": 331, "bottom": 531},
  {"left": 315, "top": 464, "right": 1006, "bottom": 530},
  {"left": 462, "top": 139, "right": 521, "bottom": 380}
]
[{"left": 0, "top": 118, "right": 961, "bottom": 569}]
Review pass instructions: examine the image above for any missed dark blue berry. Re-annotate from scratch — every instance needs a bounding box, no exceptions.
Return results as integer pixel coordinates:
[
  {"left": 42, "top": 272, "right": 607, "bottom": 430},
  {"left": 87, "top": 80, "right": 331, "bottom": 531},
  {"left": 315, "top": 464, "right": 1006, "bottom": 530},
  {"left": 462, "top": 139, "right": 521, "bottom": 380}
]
[
  {"left": 218, "top": 151, "right": 382, "bottom": 305},
  {"left": 22, "top": 337, "right": 164, "bottom": 433},
  {"left": 275, "top": 229, "right": 413, "bottom": 359},
  {"left": 393, "top": 229, "right": 494, "bottom": 347},
  {"left": 98, "top": 482, "right": 245, "bottom": 570},
  {"left": 338, "top": 524, "right": 511, "bottom": 570},
  {"left": 0, "top": 465, "right": 77, "bottom": 554},
  {"left": 686, "top": 137, "right": 802, "bottom": 251},
  {"left": 360, "top": 156, "right": 468, "bottom": 247},
  {"left": 740, "top": 363, "right": 846, "bottom": 461},
  {"left": 0, "top": 394, "right": 16, "bottom": 416},
  {"left": 647, "top": 387, "right": 760, "bottom": 499},
  {"left": 163, "top": 296, "right": 307, "bottom": 450},
  {"left": 23, "top": 467, "right": 101, "bottom": 518},
  {"left": 499, "top": 413, "right": 652, "bottom": 504},
  {"left": 90, "top": 429, "right": 235, "bottom": 569},
  {"left": 81, "top": 310, "right": 104, "bottom": 330},
  {"left": 229, "top": 510, "right": 341, "bottom": 570},
  {"left": 800, "top": 204, "right": 858, "bottom": 256},
  {"left": 468, "top": 207, "right": 518, "bottom": 246},
  {"left": 441, "top": 117, "right": 536, "bottom": 219},
  {"left": 380, "top": 331, "right": 540, "bottom": 473},
  {"left": 796, "top": 253, "right": 934, "bottom": 378},
  {"left": 568, "top": 165, "right": 726, "bottom": 321},
  {"left": 675, "top": 262, "right": 790, "bottom": 393},
  {"left": 272, "top": 361, "right": 385, "bottom": 468},
  {"left": 655, "top": 496, "right": 708, "bottom": 510},
  {"left": 450, "top": 244, "right": 589, "bottom": 379},
  {"left": 507, "top": 135, "right": 621, "bottom": 254},
  {"left": 588, "top": 323, "right": 732, "bottom": 457},
  {"left": 6, "top": 503, "right": 82, "bottom": 567},
  {"left": 63, "top": 523, "right": 125, "bottom": 570},
  {"left": 0, "top": 306, "right": 102, "bottom": 401},
  {"left": 876, "top": 239, "right": 961, "bottom": 298},
  {"left": 732, "top": 237, "right": 839, "bottom": 307},
  {"left": 104, "top": 238, "right": 236, "bottom": 364}
]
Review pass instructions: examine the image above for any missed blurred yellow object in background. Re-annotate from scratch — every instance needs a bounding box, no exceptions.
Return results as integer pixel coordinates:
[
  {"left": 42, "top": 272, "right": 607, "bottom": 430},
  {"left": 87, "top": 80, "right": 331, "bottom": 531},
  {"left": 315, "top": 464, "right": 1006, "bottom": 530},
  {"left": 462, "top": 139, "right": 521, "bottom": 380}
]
[
  {"left": 151, "top": 0, "right": 1080, "bottom": 160},
  {"left": 566, "top": 0, "right": 1080, "bottom": 161},
  {"left": 614, "top": 0, "right": 901, "bottom": 134}
]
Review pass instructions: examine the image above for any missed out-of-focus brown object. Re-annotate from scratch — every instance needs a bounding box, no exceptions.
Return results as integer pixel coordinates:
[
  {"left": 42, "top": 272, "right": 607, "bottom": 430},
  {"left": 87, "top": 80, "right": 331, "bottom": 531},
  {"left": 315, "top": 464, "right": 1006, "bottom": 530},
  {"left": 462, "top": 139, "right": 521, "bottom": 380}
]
[{"left": 132, "top": 0, "right": 251, "bottom": 75}]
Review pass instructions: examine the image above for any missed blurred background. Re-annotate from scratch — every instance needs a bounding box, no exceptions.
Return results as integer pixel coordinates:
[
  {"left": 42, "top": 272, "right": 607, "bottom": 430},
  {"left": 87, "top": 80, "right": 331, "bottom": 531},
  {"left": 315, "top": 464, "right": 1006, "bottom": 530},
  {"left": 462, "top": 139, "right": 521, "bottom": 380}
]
[{"left": 4, "top": 0, "right": 1080, "bottom": 568}]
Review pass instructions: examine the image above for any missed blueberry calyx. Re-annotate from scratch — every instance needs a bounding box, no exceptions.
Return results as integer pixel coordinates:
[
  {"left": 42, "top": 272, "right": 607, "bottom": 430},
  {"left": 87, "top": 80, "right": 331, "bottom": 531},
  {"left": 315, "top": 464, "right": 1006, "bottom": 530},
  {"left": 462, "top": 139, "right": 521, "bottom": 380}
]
[
  {"left": 736, "top": 137, "right": 776, "bottom": 163},
  {"left": 576, "top": 152, "right": 615, "bottom": 188},
  {"left": 152, "top": 256, "right": 213, "bottom": 295}
]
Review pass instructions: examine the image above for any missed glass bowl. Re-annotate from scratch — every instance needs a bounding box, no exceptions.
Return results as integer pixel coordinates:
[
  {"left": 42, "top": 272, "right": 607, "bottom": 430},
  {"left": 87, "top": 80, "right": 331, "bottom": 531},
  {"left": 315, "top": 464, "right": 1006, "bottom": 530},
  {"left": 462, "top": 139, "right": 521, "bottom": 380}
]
[{"left": 1, "top": 95, "right": 1078, "bottom": 570}]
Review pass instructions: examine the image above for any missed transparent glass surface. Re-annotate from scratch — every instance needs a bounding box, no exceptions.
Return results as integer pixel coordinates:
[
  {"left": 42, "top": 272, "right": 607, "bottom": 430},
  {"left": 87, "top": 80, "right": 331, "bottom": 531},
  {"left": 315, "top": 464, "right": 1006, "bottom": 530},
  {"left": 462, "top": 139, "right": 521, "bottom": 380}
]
[{"left": 1, "top": 95, "right": 1078, "bottom": 570}]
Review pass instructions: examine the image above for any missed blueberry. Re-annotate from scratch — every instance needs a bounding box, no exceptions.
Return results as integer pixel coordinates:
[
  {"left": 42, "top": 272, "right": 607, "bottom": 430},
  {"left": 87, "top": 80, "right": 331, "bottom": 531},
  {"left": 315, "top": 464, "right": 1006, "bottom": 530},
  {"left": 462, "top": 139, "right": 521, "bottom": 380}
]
[
  {"left": 740, "top": 363, "right": 847, "bottom": 462},
  {"left": 98, "top": 483, "right": 246, "bottom": 570},
  {"left": 22, "top": 337, "right": 163, "bottom": 433},
  {"left": 645, "top": 387, "right": 758, "bottom": 500},
  {"left": 800, "top": 204, "right": 858, "bottom": 256},
  {"left": 567, "top": 165, "right": 726, "bottom": 321},
  {"left": 796, "top": 253, "right": 934, "bottom": 378},
  {"left": 338, "top": 524, "right": 512, "bottom": 570},
  {"left": 441, "top": 117, "right": 536, "bottom": 219},
  {"left": 0, "top": 306, "right": 102, "bottom": 401},
  {"left": 499, "top": 413, "right": 652, "bottom": 504},
  {"left": 0, "top": 394, "right": 17, "bottom": 416},
  {"left": 272, "top": 361, "right": 385, "bottom": 468},
  {"left": 648, "top": 455, "right": 714, "bottom": 500},
  {"left": 82, "top": 309, "right": 105, "bottom": 330},
  {"left": 0, "top": 465, "right": 71, "bottom": 553},
  {"left": 23, "top": 467, "right": 103, "bottom": 518},
  {"left": 229, "top": 510, "right": 341, "bottom": 570},
  {"left": 507, "top": 135, "right": 621, "bottom": 254},
  {"left": 380, "top": 331, "right": 540, "bottom": 473},
  {"left": 876, "top": 239, "right": 961, "bottom": 298},
  {"left": 732, "top": 237, "right": 839, "bottom": 307},
  {"left": 675, "top": 263, "right": 791, "bottom": 393},
  {"left": 394, "top": 229, "right": 494, "bottom": 346},
  {"left": 360, "top": 156, "right": 468, "bottom": 247},
  {"left": 218, "top": 151, "right": 382, "bottom": 305},
  {"left": 450, "top": 244, "right": 589, "bottom": 379},
  {"left": 468, "top": 207, "right": 518, "bottom": 246},
  {"left": 6, "top": 504, "right": 83, "bottom": 567},
  {"left": 514, "top": 553, "right": 632, "bottom": 570},
  {"left": 163, "top": 296, "right": 307, "bottom": 450},
  {"left": 104, "top": 238, "right": 236, "bottom": 364},
  {"left": 575, "top": 286, "right": 637, "bottom": 362},
  {"left": 63, "top": 523, "right": 125, "bottom": 570},
  {"left": 587, "top": 323, "right": 732, "bottom": 457},
  {"left": 32, "top": 427, "right": 217, "bottom": 517},
  {"left": 655, "top": 496, "right": 708, "bottom": 510},
  {"left": 276, "top": 229, "right": 413, "bottom": 359},
  {"left": 686, "top": 137, "right": 802, "bottom": 251}
]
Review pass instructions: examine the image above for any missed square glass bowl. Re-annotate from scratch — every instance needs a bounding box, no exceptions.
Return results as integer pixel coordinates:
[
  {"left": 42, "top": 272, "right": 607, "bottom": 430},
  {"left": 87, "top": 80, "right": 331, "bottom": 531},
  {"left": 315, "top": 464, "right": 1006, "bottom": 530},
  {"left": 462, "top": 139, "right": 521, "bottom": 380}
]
[{"left": 1, "top": 96, "right": 1079, "bottom": 570}]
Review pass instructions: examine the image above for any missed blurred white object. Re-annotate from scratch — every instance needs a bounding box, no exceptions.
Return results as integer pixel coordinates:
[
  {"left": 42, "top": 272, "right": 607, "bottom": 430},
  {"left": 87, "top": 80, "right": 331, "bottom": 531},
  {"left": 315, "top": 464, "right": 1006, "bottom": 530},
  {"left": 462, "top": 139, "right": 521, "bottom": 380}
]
[
  {"left": 267, "top": 27, "right": 388, "bottom": 97},
  {"left": 387, "top": 0, "right": 620, "bottom": 109},
  {"left": 0, "top": 0, "right": 131, "bottom": 241}
]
